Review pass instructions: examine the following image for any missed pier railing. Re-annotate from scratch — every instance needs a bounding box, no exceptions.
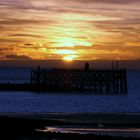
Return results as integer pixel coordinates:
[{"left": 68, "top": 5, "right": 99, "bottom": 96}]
[{"left": 31, "top": 68, "right": 127, "bottom": 94}]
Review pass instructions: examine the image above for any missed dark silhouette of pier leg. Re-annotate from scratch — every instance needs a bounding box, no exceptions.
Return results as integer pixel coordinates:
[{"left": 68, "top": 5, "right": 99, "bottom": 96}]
[
  {"left": 120, "top": 69, "right": 124, "bottom": 93},
  {"left": 30, "top": 64, "right": 128, "bottom": 94},
  {"left": 124, "top": 68, "right": 128, "bottom": 94}
]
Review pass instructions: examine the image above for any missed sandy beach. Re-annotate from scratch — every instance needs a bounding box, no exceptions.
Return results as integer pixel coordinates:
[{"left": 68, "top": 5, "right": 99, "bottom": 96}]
[{"left": 0, "top": 113, "right": 140, "bottom": 139}]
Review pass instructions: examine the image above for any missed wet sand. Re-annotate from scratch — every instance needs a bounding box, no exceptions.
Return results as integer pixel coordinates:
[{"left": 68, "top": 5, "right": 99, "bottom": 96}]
[{"left": 0, "top": 113, "right": 140, "bottom": 139}]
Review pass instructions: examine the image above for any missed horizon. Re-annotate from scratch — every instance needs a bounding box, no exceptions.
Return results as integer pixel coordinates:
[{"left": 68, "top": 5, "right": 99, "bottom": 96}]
[
  {"left": 0, "top": 0, "right": 140, "bottom": 62},
  {"left": 0, "top": 59, "right": 140, "bottom": 70},
  {"left": 0, "top": 1, "right": 140, "bottom": 138}
]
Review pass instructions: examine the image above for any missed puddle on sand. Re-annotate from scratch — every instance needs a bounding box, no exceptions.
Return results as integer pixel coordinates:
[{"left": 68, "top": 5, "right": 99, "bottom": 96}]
[{"left": 36, "top": 126, "right": 140, "bottom": 138}]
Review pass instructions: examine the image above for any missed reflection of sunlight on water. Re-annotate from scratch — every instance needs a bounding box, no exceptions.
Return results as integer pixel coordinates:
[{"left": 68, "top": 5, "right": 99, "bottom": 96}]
[
  {"left": 37, "top": 126, "right": 71, "bottom": 134},
  {"left": 36, "top": 126, "right": 140, "bottom": 138}
]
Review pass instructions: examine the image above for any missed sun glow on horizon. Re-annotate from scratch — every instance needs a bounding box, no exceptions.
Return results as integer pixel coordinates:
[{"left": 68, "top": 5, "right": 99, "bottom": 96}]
[
  {"left": 55, "top": 37, "right": 92, "bottom": 47},
  {"left": 63, "top": 55, "right": 77, "bottom": 61},
  {"left": 0, "top": 0, "right": 140, "bottom": 61},
  {"left": 55, "top": 49, "right": 76, "bottom": 55}
]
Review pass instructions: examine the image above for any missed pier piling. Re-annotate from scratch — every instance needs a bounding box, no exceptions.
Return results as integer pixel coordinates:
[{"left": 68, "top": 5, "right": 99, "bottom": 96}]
[{"left": 31, "top": 64, "right": 127, "bottom": 94}]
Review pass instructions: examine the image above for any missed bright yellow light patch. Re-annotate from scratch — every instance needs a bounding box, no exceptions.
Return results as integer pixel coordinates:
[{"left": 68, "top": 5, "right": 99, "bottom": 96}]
[
  {"left": 60, "top": 41, "right": 91, "bottom": 47},
  {"left": 56, "top": 38, "right": 76, "bottom": 47},
  {"left": 55, "top": 37, "right": 92, "bottom": 47},
  {"left": 63, "top": 55, "right": 77, "bottom": 61},
  {"left": 55, "top": 50, "right": 76, "bottom": 55},
  {"left": 39, "top": 48, "right": 47, "bottom": 53},
  {"left": 61, "top": 41, "right": 75, "bottom": 47}
]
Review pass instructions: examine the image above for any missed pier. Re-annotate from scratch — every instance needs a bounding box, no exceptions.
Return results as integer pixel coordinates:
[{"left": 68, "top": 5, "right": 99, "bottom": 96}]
[{"left": 31, "top": 63, "right": 128, "bottom": 94}]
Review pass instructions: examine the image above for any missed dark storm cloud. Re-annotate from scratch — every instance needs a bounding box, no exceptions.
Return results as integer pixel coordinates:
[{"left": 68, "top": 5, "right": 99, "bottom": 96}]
[
  {"left": 0, "top": 0, "right": 50, "bottom": 11},
  {"left": 5, "top": 54, "right": 32, "bottom": 60},
  {"left": 0, "top": 47, "right": 13, "bottom": 52},
  {"left": 0, "top": 18, "right": 46, "bottom": 26},
  {"left": 11, "top": 34, "right": 44, "bottom": 38},
  {"left": 0, "top": 38, "right": 24, "bottom": 43},
  {"left": 74, "top": 0, "right": 140, "bottom": 4}
]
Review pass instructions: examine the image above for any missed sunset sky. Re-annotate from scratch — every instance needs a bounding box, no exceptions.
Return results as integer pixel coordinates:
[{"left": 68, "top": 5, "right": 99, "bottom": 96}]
[{"left": 0, "top": 0, "right": 140, "bottom": 61}]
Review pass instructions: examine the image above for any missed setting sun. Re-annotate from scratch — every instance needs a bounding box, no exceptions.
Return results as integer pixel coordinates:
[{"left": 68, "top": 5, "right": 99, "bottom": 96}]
[
  {"left": 63, "top": 55, "right": 77, "bottom": 61},
  {"left": 0, "top": 0, "right": 140, "bottom": 61}
]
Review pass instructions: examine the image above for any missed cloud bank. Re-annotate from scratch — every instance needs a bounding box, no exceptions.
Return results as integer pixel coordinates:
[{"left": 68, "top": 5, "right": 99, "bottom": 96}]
[{"left": 0, "top": 0, "right": 140, "bottom": 60}]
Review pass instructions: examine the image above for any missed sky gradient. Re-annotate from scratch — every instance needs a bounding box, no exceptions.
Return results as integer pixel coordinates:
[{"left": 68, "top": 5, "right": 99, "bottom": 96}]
[{"left": 0, "top": 0, "right": 140, "bottom": 61}]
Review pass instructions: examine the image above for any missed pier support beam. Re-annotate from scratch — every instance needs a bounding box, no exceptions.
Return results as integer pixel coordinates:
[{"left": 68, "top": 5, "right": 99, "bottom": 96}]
[{"left": 30, "top": 66, "right": 128, "bottom": 94}]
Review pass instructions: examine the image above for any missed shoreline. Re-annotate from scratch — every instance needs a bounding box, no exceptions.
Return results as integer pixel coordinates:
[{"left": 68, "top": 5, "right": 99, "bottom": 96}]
[
  {"left": 1, "top": 112, "right": 140, "bottom": 125},
  {"left": 0, "top": 113, "right": 140, "bottom": 139}
]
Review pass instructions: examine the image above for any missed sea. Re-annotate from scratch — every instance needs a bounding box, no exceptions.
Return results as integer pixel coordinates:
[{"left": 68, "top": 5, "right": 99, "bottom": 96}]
[{"left": 0, "top": 67, "right": 140, "bottom": 113}]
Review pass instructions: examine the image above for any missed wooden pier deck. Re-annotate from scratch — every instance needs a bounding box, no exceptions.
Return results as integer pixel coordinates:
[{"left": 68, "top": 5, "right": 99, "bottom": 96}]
[{"left": 31, "top": 64, "right": 128, "bottom": 94}]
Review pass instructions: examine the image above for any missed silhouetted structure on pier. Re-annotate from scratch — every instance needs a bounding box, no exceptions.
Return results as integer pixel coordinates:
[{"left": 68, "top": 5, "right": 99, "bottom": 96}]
[{"left": 31, "top": 63, "right": 127, "bottom": 94}]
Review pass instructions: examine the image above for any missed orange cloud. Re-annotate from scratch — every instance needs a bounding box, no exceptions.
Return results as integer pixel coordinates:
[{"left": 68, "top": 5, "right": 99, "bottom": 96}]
[{"left": 0, "top": 0, "right": 140, "bottom": 60}]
